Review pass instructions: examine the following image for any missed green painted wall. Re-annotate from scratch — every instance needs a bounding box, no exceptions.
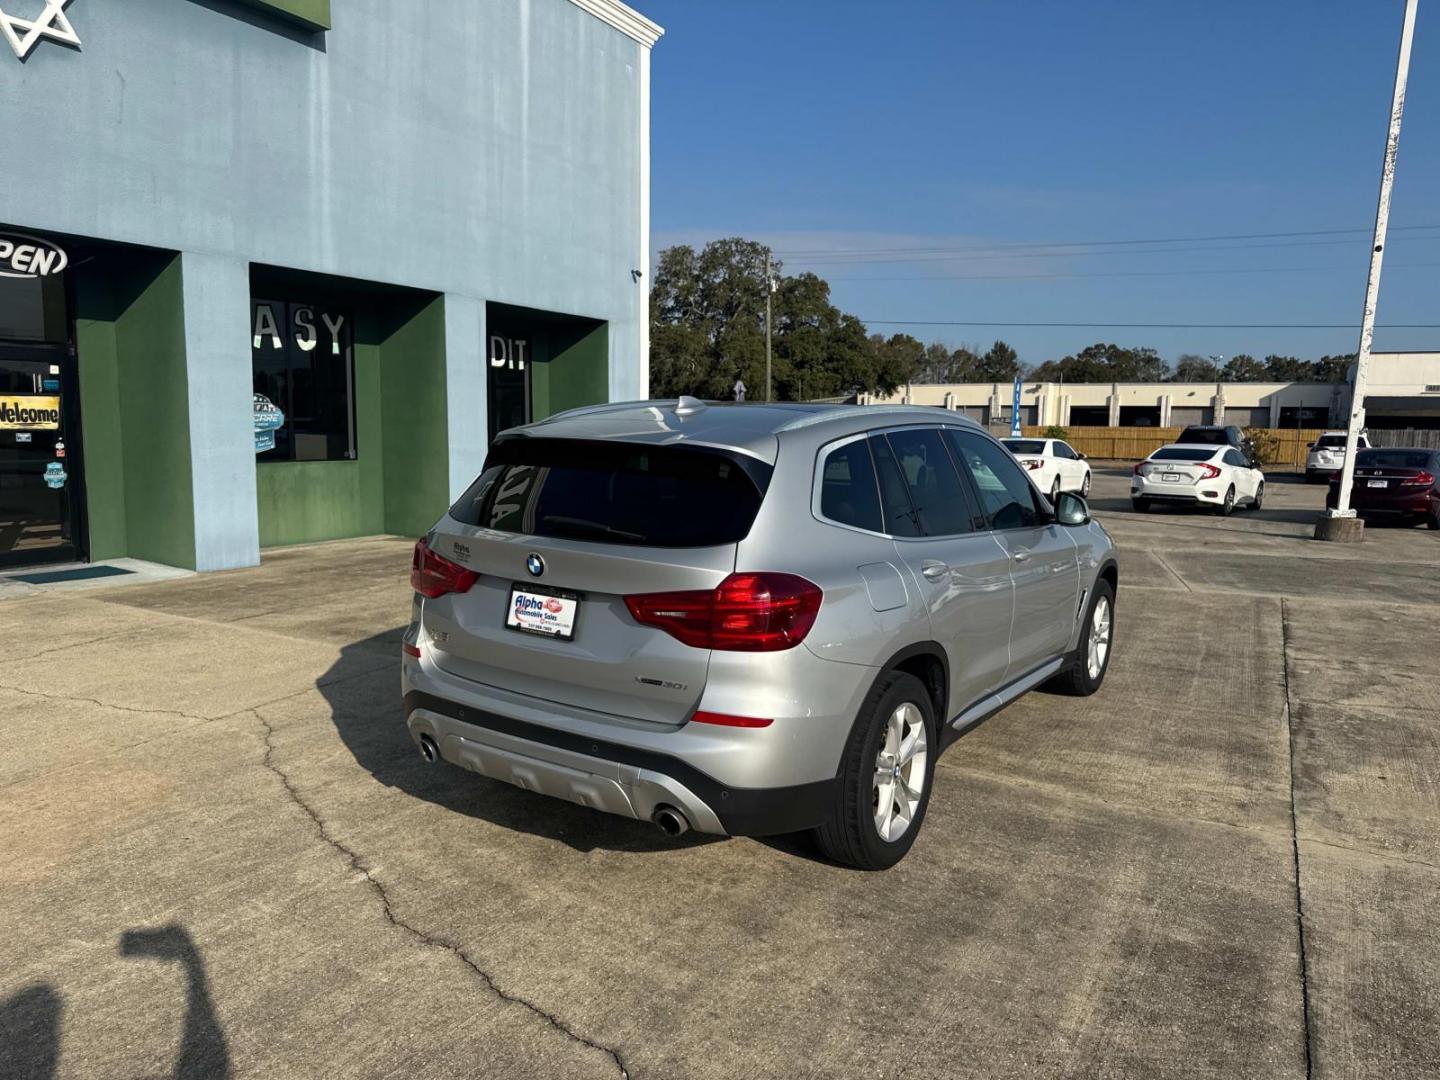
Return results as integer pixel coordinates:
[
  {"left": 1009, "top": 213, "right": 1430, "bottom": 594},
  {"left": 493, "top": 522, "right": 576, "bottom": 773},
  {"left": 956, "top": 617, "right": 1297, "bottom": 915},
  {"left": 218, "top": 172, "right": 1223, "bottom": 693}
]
[
  {"left": 240, "top": 0, "right": 331, "bottom": 30},
  {"left": 73, "top": 254, "right": 195, "bottom": 569},
  {"left": 532, "top": 322, "right": 610, "bottom": 420},
  {"left": 115, "top": 258, "right": 196, "bottom": 569},
  {"left": 381, "top": 296, "right": 450, "bottom": 538},
  {"left": 74, "top": 278, "right": 126, "bottom": 560},
  {"left": 256, "top": 335, "right": 384, "bottom": 547}
]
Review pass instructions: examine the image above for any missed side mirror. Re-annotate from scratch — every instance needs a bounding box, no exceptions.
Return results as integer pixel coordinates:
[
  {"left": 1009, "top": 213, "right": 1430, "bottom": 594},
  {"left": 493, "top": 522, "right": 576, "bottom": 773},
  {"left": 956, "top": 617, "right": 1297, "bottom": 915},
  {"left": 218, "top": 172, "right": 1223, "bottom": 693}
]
[
  {"left": 1054, "top": 490, "right": 1091, "bottom": 527},
  {"left": 1077, "top": 451, "right": 1088, "bottom": 461}
]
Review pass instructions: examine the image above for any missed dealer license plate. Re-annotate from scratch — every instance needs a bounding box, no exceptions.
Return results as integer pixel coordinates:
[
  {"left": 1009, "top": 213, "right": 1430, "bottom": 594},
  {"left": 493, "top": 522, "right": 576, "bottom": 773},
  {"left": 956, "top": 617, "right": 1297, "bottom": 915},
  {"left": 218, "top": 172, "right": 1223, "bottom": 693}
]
[
  {"left": 506, "top": 584, "right": 580, "bottom": 640},
  {"left": 1368, "top": 479, "right": 1387, "bottom": 489}
]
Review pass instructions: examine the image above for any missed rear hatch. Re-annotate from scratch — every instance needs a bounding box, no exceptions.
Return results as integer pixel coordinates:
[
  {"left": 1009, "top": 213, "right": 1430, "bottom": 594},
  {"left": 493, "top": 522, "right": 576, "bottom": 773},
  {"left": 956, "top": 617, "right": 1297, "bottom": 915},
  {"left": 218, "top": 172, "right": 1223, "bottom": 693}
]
[
  {"left": 1141, "top": 459, "right": 1210, "bottom": 485},
  {"left": 421, "top": 436, "right": 773, "bottom": 728}
]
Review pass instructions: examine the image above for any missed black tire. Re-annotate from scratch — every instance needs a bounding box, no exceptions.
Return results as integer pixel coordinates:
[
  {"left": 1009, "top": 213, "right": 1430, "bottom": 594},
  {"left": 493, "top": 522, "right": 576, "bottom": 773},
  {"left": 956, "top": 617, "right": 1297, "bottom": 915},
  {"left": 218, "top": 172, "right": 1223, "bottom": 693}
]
[
  {"left": 1251, "top": 481, "right": 1265, "bottom": 512},
  {"left": 1081, "top": 471, "right": 1092, "bottom": 498},
  {"left": 815, "top": 671, "right": 937, "bottom": 871},
  {"left": 1427, "top": 505, "right": 1440, "bottom": 531},
  {"left": 1047, "top": 579, "right": 1116, "bottom": 697},
  {"left": 1216, "top": 486, "right": 1236, "bottom": 516},
  {"left": 1051, "top": 479, "right": 1061, "bottom": 504},
  {"left": 1132, "top": 497, "right": 1151, "bottom": 513}
]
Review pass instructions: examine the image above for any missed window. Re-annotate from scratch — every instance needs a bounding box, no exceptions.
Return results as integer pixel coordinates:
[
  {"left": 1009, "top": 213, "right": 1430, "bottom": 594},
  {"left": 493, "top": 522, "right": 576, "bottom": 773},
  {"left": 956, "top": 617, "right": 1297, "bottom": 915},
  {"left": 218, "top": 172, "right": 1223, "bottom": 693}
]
[
  {"left": 869, "top": 435, "right": 923, "bottom": 537},
  {"left": 1177, "top": 427, "right": 1228, "bottom": 446},
  {"left": 1357, "top": 450, "right": 1432, "bottom": 470},
  {"left": 1152, "top": 447, "right": 1219, "bottom": 462},
  {"left": 453, "top": 439, "right": 772, "bottom": 548},
  {"left": 1224, "top": 450, "right": 1247, "bottom": 468},
  {"left": 1002, "top": 439, "right": 1046, "bottom": 456},
  {"left": 818, "top": 438, "right": 883, "bottom": 533},
  {"left": 882, "top": 428, "right": 975, "bottom": 536},
  {"left": 1055, "top": 442, "right": 1078, "bottom": 460},
  {"left": 945, "top": 429, "right": 1046, "bottom": 530},
  {"left": 252, "top": 299, "right": 355, "bottom": 462}
]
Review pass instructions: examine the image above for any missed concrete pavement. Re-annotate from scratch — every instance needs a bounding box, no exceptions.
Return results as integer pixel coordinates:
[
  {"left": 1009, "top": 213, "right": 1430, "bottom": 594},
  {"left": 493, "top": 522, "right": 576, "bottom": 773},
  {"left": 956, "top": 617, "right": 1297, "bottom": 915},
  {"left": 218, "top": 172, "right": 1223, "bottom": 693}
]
[{"left": 1, "top": 473, "right": 1436, "bottom": 1078}]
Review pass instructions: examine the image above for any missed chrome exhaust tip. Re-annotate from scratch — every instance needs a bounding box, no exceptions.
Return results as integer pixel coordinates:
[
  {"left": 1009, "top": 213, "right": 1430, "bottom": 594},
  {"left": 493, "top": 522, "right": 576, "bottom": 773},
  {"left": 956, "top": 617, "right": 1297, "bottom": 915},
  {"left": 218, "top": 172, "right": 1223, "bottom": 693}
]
[
  {"left": 652, "top": 806, "right": 690, "bottom": 837},
  {"left": 418, "top": 734, "right": 439, "bottom": 764}
]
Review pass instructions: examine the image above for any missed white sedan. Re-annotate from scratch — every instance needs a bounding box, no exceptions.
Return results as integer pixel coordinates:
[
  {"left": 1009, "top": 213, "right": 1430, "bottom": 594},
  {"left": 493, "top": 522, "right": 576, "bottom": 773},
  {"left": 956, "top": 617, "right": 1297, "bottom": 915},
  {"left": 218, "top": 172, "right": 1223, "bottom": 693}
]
[
  {"left": 1000, "top": 437, "right": 1093, "bottom": 501},
  {"left": 1131, "top": 443, "right": 1265, "bottom": 516}
]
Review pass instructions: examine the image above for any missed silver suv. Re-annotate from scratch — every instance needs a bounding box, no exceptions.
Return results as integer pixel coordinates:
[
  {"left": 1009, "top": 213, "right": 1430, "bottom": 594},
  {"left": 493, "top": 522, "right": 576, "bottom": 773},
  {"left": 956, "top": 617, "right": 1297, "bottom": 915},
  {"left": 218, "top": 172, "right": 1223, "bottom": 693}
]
[{"left": 402, "top": 400, "right": 1118, "bottom": 869}]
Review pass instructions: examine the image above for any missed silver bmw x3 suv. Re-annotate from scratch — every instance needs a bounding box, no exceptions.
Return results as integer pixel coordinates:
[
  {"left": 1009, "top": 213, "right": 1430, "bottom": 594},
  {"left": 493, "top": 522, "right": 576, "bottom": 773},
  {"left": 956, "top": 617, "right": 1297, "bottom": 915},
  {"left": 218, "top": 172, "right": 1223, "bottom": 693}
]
[{"left": 402, "top": 399, "right": 1118, "bottom": 869}]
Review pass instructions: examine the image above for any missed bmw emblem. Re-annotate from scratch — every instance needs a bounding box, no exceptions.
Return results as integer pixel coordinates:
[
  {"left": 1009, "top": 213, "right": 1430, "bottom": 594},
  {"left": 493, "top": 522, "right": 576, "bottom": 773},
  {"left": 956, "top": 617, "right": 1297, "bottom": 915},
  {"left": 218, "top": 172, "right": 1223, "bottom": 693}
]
[{"left": 526, "top": 552, "right": 545, "bottom": 578}]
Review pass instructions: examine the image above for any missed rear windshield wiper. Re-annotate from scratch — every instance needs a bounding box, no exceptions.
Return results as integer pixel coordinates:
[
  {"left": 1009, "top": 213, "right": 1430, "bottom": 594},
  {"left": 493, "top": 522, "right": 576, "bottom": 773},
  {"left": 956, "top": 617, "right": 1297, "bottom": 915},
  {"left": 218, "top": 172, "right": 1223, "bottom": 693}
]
[{"left": 540, "top": 515, "right": 648, "bottom": 542}]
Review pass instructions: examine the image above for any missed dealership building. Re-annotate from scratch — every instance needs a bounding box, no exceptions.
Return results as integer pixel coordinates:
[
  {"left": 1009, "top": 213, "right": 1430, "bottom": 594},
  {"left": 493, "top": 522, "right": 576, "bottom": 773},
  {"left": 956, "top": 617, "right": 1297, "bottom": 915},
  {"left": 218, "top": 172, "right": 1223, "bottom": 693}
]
[{"left": 0, "top": 0, "right": 660, "bottom": 572}]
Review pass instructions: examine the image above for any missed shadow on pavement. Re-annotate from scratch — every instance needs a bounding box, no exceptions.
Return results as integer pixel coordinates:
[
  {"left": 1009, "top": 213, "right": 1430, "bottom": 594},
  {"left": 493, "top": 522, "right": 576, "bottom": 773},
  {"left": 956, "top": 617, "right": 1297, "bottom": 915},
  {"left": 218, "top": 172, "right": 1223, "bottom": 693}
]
[
  {"left": 320, "top": 632, "right": 723, "bottom": 855},
  {"left": 0, "top": 984, "right": 62, "bottom": 1080},
  {"left": 119, "top": 925, "right": 231, "bottom": 1080}
]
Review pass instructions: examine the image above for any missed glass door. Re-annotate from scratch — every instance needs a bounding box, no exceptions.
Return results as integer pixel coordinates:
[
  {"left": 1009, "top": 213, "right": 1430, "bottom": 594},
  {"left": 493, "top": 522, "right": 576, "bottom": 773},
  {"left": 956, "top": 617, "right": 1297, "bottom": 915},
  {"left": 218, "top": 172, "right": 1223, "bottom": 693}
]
[{"left": 0, "top": 344, "right": 80, "bottom": 569}]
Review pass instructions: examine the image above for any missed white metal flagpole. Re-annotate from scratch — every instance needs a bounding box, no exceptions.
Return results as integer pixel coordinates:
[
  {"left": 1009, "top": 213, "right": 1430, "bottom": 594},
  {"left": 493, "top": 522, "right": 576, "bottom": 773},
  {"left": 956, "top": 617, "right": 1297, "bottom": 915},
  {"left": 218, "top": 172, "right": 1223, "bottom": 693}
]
[{"left": 1325, "top": 0, "right": 1419, "bottom": 538}]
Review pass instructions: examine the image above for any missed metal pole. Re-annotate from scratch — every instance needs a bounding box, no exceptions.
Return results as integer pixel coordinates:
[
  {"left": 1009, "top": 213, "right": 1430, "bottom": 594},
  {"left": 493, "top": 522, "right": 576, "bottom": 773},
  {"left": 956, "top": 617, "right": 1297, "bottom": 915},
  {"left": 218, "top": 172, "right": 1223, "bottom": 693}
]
[
  {"left": 1333, "top": 0, "right": 1418, "bottom": 519},
  {"left": 764, "top": 254, "right": 774, "bottom": 402}
]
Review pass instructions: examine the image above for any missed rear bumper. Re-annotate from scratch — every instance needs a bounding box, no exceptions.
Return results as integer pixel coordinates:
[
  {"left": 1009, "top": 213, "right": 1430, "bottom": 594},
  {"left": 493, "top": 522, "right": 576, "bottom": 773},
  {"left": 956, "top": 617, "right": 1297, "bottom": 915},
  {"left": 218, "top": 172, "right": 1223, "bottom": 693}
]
[
  {"left": 404, "top": 691, "right": 835, "bottom": 836},
  {"left": 1131, "top": 479, "right": 1223, "bottom": 504}
]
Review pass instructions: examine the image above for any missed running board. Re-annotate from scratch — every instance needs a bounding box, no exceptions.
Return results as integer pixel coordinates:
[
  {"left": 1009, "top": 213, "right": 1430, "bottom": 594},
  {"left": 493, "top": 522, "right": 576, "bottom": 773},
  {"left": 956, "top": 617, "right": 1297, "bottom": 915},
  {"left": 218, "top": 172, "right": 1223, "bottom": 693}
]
[{"left": 949, "top": 658, "right": 1066, "bottom": 733}]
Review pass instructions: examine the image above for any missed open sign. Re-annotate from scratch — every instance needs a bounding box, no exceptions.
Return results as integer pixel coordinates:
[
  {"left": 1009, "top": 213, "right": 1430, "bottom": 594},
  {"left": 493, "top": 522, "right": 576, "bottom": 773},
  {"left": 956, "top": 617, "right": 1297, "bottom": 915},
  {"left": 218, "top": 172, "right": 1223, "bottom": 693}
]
[{"left": 0, "top": 234, "right": 68, "bottom": 279}]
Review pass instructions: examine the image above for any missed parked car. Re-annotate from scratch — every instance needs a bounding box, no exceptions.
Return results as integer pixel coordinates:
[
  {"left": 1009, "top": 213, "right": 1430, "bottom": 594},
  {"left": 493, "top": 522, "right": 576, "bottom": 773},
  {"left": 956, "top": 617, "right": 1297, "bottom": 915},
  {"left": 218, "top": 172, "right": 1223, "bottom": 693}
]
[
  {"left": 1001, "top": 437, "right": 1093, "bottom": 501},
  {"left": 1175, "top": 424, "right": 1261, "bottom": 468},
  {"left": 1306, "top": 430, "right": 1370, "bottom": 483},
  {"left": 1132, "top": 443, "right": 1265, "bottom": 515},
  {"left": 403, "top": 401, "right": 1119, "bottom": 869},
  {"left": 1326, "top": 447, "right": 1439, "bottom": 529}
]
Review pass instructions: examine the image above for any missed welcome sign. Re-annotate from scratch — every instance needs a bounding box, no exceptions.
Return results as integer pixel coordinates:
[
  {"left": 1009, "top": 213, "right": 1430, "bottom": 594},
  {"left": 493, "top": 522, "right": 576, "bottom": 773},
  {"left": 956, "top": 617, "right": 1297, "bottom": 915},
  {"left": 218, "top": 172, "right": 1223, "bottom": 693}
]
[{"left": 0, "top": 395, "right": 61, "bottom": 430}]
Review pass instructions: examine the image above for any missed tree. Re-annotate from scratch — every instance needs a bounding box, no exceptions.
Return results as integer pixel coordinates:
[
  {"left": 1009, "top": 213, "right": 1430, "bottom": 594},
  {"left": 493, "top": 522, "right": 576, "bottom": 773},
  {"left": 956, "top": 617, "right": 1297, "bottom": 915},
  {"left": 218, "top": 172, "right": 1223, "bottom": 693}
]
[
  {"left": 1172, "top": 354, "right": 1222, "bottom": 383},
  {"left": 977, "top": 340, "right": 1022, "bottom": 382},
  {"left": 1313, "top": 353, "right": 1356, "bottom": 383},
  {"left": 1028, "top": 343, "right": 1166, "bottom": 383},
  {"left": 868, "top": 334, "right": 926, "bottom": 395},
  {"left": 649, "top": 237, "right": 896, "bottom": 401},
  {"left": 1221, "top": 354, "right": 1266, "bottom": 382},
  {"left": 1264, "top": 354, "right": 1313, "bottom": 382}
]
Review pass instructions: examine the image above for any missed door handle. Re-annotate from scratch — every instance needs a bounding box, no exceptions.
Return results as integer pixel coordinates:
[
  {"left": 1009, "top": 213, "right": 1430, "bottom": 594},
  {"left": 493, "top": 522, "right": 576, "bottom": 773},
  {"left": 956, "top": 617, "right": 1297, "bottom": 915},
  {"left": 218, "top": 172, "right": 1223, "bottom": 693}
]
[
  {"left": 1011, "top": 548, "right": 1031, "bottom": 564},
  {"left": 920, "top": 560, "right": 950, "bottom": 581}
]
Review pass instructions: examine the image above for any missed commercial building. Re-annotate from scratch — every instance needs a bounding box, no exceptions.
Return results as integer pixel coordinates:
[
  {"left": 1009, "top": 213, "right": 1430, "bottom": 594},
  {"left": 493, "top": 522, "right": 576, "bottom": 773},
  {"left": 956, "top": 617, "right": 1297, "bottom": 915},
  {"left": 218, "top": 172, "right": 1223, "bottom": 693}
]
[
  {"left": 863, "top": 352, "right": 1440, "bottom": 431},
  {"left": 0, "top": 0, "right": 660, "bottom": 572}
]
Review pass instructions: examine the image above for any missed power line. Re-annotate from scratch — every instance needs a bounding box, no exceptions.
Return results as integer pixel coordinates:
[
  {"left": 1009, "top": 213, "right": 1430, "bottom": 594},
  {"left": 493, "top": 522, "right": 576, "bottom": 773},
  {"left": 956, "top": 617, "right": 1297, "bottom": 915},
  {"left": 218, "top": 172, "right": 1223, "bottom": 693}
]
[
  {"left": 772, "top": 222, "right": 1440, "bottom": 260},
  {"left": 826, "top": 259, "right": 1440, "bottom": 284},
  {"left": 859, "top": 319, "right": 1440, "bottom": 329}
]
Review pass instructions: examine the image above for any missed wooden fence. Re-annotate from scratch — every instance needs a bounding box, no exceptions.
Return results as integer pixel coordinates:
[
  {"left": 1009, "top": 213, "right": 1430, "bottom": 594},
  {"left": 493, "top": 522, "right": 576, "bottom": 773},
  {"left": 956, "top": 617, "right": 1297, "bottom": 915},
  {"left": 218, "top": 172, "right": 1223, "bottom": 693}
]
[{"left": 1016, "top": 426, "right": 1334, "bottom": 468}]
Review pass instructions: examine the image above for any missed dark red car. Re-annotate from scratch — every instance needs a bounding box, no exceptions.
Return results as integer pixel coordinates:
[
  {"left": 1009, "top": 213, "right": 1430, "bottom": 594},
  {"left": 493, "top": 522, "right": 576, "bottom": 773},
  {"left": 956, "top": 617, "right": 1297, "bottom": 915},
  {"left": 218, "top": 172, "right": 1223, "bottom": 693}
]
[{"left": 1327, "top": 447, "right": 1440, "bottom": 529}]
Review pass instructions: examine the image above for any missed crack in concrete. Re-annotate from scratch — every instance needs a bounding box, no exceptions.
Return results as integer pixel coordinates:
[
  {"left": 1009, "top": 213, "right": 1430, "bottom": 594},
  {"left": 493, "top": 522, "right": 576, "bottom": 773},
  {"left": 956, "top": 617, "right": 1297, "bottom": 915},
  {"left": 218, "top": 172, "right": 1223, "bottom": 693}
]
[
  {"left": 1279, "top": 598, "right": 1315, "bottom": 1080},
  {"left": 252, "top": 709, "right": 632, "bottom": 1080},
  {"left": 0, "top": 629, "right": 151, "bottom": 665},
  {"left": 1151, "top": 551, "right": 1194, "bottom": 593}
]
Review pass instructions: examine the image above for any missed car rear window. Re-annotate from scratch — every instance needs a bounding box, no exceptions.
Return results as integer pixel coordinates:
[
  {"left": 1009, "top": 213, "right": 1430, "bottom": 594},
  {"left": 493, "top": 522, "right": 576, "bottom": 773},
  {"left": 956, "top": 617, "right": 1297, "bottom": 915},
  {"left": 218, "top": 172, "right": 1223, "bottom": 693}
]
[
  {"left": 1152, "top": 447, "right": 1217, "bottom": 461},
  {"left": 450, "top": 438, "right": 773, "bottom": 547},
  {"left": 1002, "top": 439, "right": 1046, "bottom": 455},
  {"left": 1315, "top": 435, "right": 1349, "bottom": 449},
  {"left": 1357, "top": 450, "right": 1433, "bottom": 470},
  {"left": 1177, "top": 428, "right": 1227, "bottom": 445}
]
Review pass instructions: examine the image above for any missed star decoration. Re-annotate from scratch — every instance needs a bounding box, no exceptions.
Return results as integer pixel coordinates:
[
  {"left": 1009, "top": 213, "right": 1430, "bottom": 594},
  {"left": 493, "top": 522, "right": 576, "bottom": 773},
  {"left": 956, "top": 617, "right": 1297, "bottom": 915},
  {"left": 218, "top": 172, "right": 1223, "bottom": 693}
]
[{"left": 0, "top": 0, "right": 80, "bottom": 60}]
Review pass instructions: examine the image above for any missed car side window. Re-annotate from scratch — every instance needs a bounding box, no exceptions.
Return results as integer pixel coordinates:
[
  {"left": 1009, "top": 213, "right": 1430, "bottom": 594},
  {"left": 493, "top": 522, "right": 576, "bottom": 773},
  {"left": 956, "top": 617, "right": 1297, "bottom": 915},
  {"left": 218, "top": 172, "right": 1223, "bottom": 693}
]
[
  {"left": 817, "top": 438, "right": 883, "bottom": 533},
  {"left": 944, "top": 430, "right": 1046, "bottom": 530},
  {"left": 1054, "top": 442, "right": 1074, "bottom": 460},
  {"left": 1224, "top": 449, "right": 1246, "bottom": 468},
  {"left": 882, "top": 427, "right": 975, "bottom": 536},
  {"left": 869, "top": 436, "right": 923, "bottom": 537}
]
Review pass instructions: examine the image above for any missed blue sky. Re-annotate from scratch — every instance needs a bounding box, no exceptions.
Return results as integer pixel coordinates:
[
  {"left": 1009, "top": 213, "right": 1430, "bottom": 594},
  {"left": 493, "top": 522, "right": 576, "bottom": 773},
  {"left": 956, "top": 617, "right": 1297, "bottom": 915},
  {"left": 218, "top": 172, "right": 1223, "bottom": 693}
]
[{"left": 635, "top": 0, "right": 1440, "bottom": 369}]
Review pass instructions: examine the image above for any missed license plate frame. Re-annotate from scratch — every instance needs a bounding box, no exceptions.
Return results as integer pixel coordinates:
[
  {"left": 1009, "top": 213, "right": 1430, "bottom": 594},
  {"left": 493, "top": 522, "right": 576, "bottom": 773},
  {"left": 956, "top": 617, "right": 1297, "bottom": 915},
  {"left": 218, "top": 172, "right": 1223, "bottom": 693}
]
[
  {"left": 505, "top": 583, "right": 581, "bottom": 641},
  {"left": 1367, "top": 479, "right": 1388, "bottom": 489},
  {"left": 1162, "top": 472, "right": 1181, "bottom": 483}
]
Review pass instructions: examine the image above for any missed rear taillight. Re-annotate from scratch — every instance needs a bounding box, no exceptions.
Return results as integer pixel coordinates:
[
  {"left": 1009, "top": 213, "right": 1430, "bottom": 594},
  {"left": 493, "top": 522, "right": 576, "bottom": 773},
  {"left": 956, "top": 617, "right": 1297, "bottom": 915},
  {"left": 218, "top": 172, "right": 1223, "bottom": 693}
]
[
  {"left": 1024, "top": 460, "right": 1042, "bottom": 470},
  {"left": 1402, "top": 470, "right": 1435, "bottom": 487},
  {"left": 410, "top": 538, "right": 479, "bottom": 599},
  {"left": 1196, "top": 464, "right": 1221, "bottom": 480},
  {"left": 1133, "top": 462, "right": 1148, "bottom": 476},
  {"left": 625, "top": 572, "right": 823, "bottom": 652}
]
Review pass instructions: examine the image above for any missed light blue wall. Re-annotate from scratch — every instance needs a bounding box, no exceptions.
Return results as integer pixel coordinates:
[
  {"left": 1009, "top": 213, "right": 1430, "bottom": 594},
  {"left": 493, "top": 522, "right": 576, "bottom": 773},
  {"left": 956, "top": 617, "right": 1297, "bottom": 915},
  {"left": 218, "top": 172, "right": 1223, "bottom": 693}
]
[{"left": 0, "top": 0, "right": 648, "bottom": 567}]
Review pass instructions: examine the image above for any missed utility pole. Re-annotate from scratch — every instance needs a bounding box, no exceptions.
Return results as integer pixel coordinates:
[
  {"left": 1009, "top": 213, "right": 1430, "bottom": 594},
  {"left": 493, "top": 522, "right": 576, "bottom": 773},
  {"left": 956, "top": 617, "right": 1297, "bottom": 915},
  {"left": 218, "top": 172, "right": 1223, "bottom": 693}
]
[
  {"left": 764, "top": 254, "right": 776, "bottom": 402},
  {"left": 1321, "top": 0, "right": 1419, "bottom": 541}
]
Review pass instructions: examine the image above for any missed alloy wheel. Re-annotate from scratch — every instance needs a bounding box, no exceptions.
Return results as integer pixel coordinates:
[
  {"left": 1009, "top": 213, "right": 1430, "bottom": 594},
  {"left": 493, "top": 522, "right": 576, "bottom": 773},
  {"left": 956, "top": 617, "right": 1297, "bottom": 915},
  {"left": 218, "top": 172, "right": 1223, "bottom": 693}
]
[
  {"left": 1087, "top": 596, "right": 1112, "bottom": 680},
  {"left": 873, "top": 702, "right": 928, "bottom": 842}
]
